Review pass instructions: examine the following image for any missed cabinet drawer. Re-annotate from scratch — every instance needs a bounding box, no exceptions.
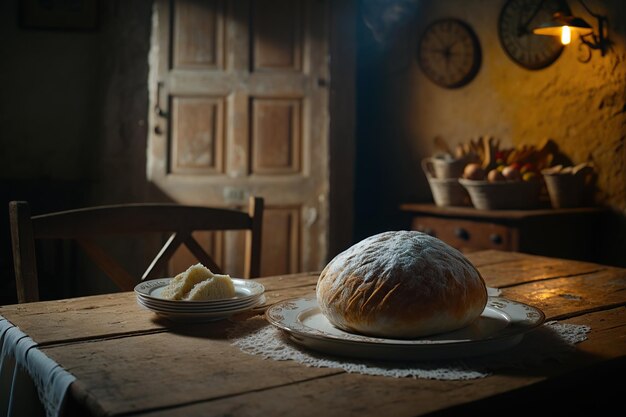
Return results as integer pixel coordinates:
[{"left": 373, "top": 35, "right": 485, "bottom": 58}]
[{"left": 411, "top": 216, "right": 513, "bottom": 252}]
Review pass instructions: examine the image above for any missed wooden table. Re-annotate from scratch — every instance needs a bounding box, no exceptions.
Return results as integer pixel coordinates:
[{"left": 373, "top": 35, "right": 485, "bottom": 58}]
[{"left": 1, "top": 250, "right": 625, "bottom": 416}]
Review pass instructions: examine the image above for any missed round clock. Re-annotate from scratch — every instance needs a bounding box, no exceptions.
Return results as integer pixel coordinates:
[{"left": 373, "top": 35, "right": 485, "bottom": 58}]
[
  {"left": 416, "top": 18, "right": 482, "bottom": 89},
  {"left": 498, "top": 0, "right": 571, "bottom": 70}
]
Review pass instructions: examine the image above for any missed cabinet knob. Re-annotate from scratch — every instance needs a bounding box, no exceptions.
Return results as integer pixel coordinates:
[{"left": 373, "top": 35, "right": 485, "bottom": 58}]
[
  {"left": 490, "top": 234, "right": 503, "bottom": 245},
  {"left": 454, "top": 227, "right": 469, "bottom": 240}
]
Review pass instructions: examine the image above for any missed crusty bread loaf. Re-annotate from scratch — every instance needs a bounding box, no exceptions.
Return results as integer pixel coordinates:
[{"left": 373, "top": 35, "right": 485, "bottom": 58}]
[{"left": 316, "top": 231, "right": 487, "bottom": 338}]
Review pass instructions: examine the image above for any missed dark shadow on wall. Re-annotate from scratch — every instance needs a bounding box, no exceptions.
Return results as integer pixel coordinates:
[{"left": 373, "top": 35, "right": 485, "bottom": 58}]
[
  {"left": 354, "top": 0, "right": 427, "bottom": 242},
  {"left": 0, "top": 0, "right": 170, "bottom": 304},
  {"left": 0, "top": 180, "right": 86, "bottom": 305}
]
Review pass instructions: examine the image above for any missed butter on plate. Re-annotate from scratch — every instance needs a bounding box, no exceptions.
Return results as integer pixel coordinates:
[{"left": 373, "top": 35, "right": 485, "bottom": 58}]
[{"left": 160, "top": 263, "right": 236, "bottom": 301}]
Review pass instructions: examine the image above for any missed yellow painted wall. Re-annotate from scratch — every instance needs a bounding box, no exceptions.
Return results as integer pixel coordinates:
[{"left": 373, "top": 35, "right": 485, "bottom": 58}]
[
  {"left": 356, "top": 0, "right": 625, "bottom": 264},
  {"left": 389, "top": 0, "right": 626, "bottom": 209}
]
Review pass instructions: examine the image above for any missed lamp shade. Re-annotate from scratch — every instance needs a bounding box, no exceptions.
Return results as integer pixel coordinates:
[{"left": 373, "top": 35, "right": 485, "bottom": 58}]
[{"left": 533, "top": 12, "right": 594, "bottom": 37}]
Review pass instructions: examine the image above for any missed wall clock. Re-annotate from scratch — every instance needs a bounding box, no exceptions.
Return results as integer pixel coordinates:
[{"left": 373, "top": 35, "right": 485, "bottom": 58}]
[
  {"left": 416, "top": 18, "right": 481, "bottom": 89},
  {"left": 498, "top": 0, "right": 571, "bottom": 70}
]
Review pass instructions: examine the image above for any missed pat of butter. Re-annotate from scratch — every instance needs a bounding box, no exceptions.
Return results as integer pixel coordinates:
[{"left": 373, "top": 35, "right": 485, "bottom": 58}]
[{"left": 160, "top": 263, "right": 235, "bottom": 301}]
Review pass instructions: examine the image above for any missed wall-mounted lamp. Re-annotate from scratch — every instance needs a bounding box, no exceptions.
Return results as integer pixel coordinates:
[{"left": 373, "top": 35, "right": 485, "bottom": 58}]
[{"left": 532, "top": 0, "right": 610, "bottom": 62}]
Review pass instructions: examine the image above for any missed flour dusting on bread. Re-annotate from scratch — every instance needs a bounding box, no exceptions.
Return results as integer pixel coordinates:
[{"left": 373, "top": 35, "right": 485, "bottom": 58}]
[{"left": 316, "top": 231, "right": 487, "bottom": 338}]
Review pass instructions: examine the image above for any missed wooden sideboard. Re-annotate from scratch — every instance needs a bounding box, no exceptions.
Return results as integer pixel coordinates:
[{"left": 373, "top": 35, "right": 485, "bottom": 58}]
[{"left": 399, "top": 203, "right": 609, "bottom": 262}]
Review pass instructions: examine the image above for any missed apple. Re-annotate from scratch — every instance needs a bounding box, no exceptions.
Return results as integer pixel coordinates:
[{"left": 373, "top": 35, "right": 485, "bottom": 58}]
[
  {"left": 463, "top": 163, "right": 486, "bottom": 180},
  {"left": 487, "top": 168, "right": 506, "bottom": 182}
]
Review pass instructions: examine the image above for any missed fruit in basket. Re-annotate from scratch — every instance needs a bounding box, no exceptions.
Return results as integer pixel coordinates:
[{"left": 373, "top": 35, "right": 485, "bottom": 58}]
[
  {"left": 487, "top": 168, "right": 505, "bottom": 182},
  {"left": 445, "top": 137, "right": 564, "bottom": 182},
  {"left": 520, "top": 162, "right": 536, "bottom": 174},
  {"left": 501, "top": 165, "right": 522, "bottom": 181},
  {"left": 522, "top": 171, "right": 539, "bottom": 182},
  {"left": 463, "top": 163, "right": 486, "bottom": 180}
]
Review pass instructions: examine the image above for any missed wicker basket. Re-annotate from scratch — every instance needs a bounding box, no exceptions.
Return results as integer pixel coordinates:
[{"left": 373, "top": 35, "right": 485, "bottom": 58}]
[
  {"left": 427, "top": 178, "right": 472, "bottom": 207},
  {"left": 542, "top": 171, "right": 597, "bottom": 208},
  {"left": 459, "top": 179, "right": 542, "bottom": 210},
  {"left": 426, "top": 156, "right": 467, "bottom": 179},
  {"left": 422, "top": 158, "right": 471, "bottom": 207}
]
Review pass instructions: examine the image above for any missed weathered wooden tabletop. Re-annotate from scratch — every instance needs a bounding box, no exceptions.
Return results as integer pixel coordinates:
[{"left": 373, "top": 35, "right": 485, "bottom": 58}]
[{"left": 1, "top": 250, "right": 625, "bottom": 416}]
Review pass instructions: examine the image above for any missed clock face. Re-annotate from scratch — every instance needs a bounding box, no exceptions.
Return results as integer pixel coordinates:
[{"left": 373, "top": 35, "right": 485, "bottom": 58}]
[
  {"left": 416, "top": 18, "right": 481, "bottom": 89},
  {"left": 498, "top": 0, "right": 571, "bottom": 70}
]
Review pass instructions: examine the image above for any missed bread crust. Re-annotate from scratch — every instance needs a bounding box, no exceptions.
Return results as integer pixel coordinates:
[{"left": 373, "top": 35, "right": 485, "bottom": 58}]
[{"left": 316, "top": 231, "right": 487, "bottom": 338}]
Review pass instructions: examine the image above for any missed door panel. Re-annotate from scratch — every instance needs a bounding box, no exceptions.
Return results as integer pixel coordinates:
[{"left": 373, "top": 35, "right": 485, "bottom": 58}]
[
  {"left": 261, "top": 207, "right": 300, "bottom": 276},
  {"left": 149, "top": 0, "right": 329, "bottom": 277},
  {"left": 252, "top": 0, "right": 301, "bottom": 71},
  {"left": 251, "top": 98, "right": 301, "bottom": 174},
  {"left": 172, "top": 0, "right": 225, "bottom": 69},
  {"left": 171, "top": 96, "right": 225, "bottom": 174}
]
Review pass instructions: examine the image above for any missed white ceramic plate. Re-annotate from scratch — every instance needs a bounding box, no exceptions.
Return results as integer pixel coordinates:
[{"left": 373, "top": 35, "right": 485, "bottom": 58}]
[
  {"left": 136, "top": 292, "right": 263, "bottom": 310},
  {"left": 134, "top": 278, "right": 265, "bottom": 305},
  {"left": 265, "top": 296, "right": 545, "bottom": 361},
  {"left": 138, "top": 295, "right": 266, "bottom": 322},
  {"left": 137, "top": 294, "right": 263, "bottom": 313}
]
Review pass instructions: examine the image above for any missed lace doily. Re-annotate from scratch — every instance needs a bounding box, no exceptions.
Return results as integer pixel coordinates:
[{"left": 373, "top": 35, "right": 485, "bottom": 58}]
[{"left": 228, "top": 317, "right": 590, "bottom": 380}]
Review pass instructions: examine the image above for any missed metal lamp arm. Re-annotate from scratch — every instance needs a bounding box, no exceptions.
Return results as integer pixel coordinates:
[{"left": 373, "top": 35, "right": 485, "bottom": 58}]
[{"left": 576, "top": 0, "right": 610, "bottom": 55}]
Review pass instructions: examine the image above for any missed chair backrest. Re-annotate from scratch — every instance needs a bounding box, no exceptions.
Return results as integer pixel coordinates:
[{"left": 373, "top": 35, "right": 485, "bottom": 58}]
[{"left": 9, "top": 197, "right": 263, "bottom": 303}]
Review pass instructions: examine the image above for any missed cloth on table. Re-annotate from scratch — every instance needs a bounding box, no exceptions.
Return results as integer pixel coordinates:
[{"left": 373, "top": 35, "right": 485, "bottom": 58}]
[
  {"left": 0, "top": 316, "right": 76, "bottom": 417},
  {"left": 228, "top": 288, "right": 590, "bottom": 380}
]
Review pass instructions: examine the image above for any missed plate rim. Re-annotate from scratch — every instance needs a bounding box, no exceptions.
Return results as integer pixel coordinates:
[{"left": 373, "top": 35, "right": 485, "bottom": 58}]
[
  {"left": 134, "top": 277, "right": 265, "bottom": 303},
  {"left": 137, "top": 294, "right": 263, "bottom": 313},
  {"left": 138, "top": 294, "right": 266, "bottom": 318},
  {"left": 265, "top": 295, "right": 546, "bottom": 349}
]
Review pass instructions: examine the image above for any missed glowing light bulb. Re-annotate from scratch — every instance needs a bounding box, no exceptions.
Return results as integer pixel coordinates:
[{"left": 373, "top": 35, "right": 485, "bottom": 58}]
[{"left": 561, "top": 25, "right": 571, "bottom": 45}]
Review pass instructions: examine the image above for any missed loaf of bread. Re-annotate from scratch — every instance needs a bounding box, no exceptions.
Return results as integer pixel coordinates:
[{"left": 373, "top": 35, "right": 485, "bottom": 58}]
[
  {"left": 316, "top": 231, "right": 487, "bottom": 338},
  {"left": 160, "top": 263, "right": 235, "bottom": 301}
]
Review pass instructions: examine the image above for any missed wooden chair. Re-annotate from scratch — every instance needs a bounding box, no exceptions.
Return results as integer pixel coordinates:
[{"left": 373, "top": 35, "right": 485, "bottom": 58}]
[{"left": 9, "top": 197, "right": 263, "bottom": 303}]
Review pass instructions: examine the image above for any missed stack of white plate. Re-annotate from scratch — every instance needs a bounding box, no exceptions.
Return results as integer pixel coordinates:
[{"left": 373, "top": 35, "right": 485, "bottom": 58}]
[{"left": 134, "top": 277, "right": 265, "bottom": 322}]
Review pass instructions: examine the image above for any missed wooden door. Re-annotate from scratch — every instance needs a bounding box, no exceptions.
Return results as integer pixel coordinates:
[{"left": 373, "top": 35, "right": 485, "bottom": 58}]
[{"left": 148, "top": 0, "right": 330, "bottom": 277}]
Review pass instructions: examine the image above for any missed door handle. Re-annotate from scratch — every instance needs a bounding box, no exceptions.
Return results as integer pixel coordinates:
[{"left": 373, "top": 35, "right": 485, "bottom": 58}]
[{"left": 154, "top": 81, "right": 168, "bottom": 118}]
